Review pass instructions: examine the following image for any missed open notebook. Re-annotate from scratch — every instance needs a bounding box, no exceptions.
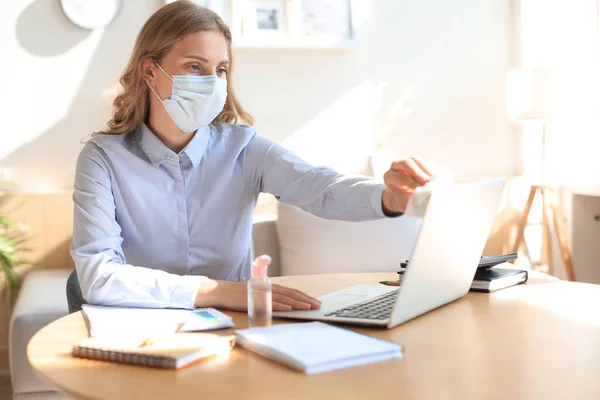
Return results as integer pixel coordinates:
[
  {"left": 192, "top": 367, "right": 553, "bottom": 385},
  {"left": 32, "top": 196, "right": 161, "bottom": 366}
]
[
  {"left": 235, "top": 322, "right": 403, "bottom": 374},
  {"left": 80, "top": 305, "right": 233, "bottom": 339},
  {"left": 72, "top": 333, "right": 235, "bottom": 370}
]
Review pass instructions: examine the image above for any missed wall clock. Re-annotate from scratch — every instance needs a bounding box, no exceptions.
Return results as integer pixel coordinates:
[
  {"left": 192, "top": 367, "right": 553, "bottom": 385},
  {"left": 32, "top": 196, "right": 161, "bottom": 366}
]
[{"left": 60, "top": 0, "right": 122, "bottom": 30}]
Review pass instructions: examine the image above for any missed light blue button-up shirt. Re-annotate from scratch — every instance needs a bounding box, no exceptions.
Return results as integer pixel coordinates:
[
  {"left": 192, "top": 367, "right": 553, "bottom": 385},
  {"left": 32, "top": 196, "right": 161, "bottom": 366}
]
[{"left": 71, "top": 123, "right": 388, "bottom": 309}]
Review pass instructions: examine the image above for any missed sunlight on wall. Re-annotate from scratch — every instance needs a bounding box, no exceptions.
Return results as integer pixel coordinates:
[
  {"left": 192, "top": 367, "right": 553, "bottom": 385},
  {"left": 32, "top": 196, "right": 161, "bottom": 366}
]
[
  {"left": 373, "top": 84, "right": 415, "bottom": 152},
  {"left": 513, "top": 0, "right": 599, "bottom": 273},
  {"left": 2, "top": 25, "right": 105, "bottom": 160},
  {"left": 518, "top": 0, "right": 600, "bottom": 186},
  {"left": 554, "top": 68, "right": 600, "bottom": 119},
  {"left": 547, "top": 69, "right": 600, "bottom": 187},
  {"left": 520, "top": 0, "right": 598, "bottom": 68},
  {"left": 281, "top": 79, "right": 377, "bottom": 173},
  {"left": 547, "top": 120, "right": 600, "bottom": 186},
  {"left": 511, "top": 69, "right": 600, "bottom": 190},
  {"left": 507, "top": 67, "right": 600, "bottom": 187},
  {"left": 350, "top": 0, "right": 372, "bottom": 30},
  {"left": 506, "top": 70, "right": 535, "bottom": 121},
  {"left": 281, "top": 78, "right": 415, "bottom": 175},
  {"left": 0, "top": 0, "right": 153, "bottom": 193}
]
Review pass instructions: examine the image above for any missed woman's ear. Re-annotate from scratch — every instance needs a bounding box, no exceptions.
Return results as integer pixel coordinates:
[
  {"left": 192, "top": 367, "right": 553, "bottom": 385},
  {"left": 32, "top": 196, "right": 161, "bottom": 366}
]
[{"left": 140, "top": 59, "right": 156, "bottom": 85}]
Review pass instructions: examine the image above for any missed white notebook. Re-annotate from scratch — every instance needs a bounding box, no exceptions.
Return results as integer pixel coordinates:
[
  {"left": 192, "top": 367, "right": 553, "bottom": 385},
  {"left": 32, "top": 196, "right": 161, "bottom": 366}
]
[
  {"left": 235, "top": 322, "right": 403, "bottom": 374},
  {"left": 81, "top": 305, "right": 233, "bottom": 340}
]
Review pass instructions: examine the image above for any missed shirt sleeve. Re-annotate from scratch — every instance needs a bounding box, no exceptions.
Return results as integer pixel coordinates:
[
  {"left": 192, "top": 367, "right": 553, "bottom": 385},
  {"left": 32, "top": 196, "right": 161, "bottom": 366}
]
[
  {"left": 70, "top": 142, "right": 206, "bottom": 309},
  {"left": 242, "top": 134, "right": 388, "bottom": 221}
]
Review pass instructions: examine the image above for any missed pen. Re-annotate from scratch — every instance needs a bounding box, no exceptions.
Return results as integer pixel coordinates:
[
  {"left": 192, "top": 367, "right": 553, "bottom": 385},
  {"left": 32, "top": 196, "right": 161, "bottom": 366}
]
[
  {"left": 139, "top": 322, "right": 186, "bottom": 348},
  {"left": 379, "top": 280, "right": 401, "bottom": 286},
  {"left": 138, "top": 321, "right": 185, "bottom": 348},
  {"left": 138, "top": 337, "right": 154, "bottom": 348}
]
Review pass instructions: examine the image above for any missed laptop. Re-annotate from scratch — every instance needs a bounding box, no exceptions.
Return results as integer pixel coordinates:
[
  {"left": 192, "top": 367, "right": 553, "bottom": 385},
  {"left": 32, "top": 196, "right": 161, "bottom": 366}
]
[{"left": 273, "top": 178, "right": 506, "bottom": 329}]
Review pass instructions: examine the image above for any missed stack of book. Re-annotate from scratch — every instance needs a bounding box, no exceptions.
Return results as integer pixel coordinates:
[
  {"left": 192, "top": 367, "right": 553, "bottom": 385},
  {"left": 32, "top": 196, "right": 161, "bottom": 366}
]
[
  {"left": 396, "top": 253, "right": 529, "bottom": 293},
  {"left": 470, "top": 264, "right": 528, "bottom": 293}
]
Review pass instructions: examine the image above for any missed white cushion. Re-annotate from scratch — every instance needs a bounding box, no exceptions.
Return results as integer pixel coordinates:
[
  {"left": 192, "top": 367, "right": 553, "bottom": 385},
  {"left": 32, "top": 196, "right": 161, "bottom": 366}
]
[
  {"left": 13, "top": 391, "right": 72, "bottom": 399},
  {"left": 276, "top": 203, "right": 421, "bottom": 276},
  {"left": 10, "top": 269, "right": 71, "bottom": 395},
  {"left": 252, "top": 215, "right": 281, "bottom": 276}
]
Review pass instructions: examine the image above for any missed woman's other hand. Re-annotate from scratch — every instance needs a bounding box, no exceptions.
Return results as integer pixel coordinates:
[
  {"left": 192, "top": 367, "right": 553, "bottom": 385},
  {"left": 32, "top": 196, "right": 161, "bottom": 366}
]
[{"left": 194, "top": 256, "right": 321, "bottom": 311}]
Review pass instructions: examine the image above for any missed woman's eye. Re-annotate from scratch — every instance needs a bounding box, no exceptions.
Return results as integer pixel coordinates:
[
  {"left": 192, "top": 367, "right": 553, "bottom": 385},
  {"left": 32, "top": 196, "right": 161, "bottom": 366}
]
[
  {"left": 188, "top": 64, "right": 201, "bottom": 72},
  {"left": 217, "top": 68, "right": 227, "bottom": 76}
]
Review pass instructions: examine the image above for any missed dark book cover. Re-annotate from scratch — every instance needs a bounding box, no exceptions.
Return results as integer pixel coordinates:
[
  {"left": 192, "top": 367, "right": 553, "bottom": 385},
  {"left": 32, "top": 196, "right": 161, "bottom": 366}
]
[
  {"left": 470, "top": 268, "right": 528, "bottom": 293},
  {"left": 474, "top": 268, "right": 526, "bottom": 281}
]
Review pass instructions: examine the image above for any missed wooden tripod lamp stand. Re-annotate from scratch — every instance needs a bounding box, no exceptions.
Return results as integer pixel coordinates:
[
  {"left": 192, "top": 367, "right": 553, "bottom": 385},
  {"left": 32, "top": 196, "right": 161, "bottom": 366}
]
[{"left": 507, "top": 69, "right": 576, "bottom": 281}]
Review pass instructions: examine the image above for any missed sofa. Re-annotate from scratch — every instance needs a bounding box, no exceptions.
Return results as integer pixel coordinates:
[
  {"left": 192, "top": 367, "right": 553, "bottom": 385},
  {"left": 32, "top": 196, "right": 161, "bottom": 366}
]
[
  {"left": 9, "top": 269, "right": 73, "bottom": 400},
  {"left": 255, "top": 203, "right": 421, "bottom": 276},
  {"left": 9, "top": 203, "right": 422, "bottom": 399}
]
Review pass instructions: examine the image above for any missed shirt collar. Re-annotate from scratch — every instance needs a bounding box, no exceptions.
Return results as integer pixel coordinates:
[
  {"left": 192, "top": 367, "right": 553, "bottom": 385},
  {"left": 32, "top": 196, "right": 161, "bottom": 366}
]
[
  {"left": 136, "top": 123, "right": 210, "bottom": 169},
  {"left": 181, "top": 125, "right": 210, "bottom": 168}
]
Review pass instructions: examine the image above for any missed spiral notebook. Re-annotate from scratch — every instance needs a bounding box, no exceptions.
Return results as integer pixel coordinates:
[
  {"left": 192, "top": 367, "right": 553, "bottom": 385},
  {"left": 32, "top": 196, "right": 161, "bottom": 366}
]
[{"left": 72, "top": 333, "right": 235, "bottom": 370}]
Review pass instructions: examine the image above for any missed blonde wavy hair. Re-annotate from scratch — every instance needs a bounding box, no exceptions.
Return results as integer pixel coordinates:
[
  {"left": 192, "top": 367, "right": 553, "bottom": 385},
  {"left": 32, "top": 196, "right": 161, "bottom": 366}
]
[{"left": 100, "top": 0, "right": 252, "bottom": 135}]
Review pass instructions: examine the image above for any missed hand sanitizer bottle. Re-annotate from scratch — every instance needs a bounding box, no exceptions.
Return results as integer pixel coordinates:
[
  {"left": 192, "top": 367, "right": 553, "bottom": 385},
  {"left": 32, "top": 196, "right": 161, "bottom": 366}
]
[{"left": 248, "top": 255, "right": 272, "bottom": 328}]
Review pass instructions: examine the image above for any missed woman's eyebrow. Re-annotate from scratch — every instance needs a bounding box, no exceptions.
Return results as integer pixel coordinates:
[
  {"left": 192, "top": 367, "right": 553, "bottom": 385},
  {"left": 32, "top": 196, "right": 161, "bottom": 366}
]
[{"left": 184, "top": 55, "right": 230, "bottom": 65}]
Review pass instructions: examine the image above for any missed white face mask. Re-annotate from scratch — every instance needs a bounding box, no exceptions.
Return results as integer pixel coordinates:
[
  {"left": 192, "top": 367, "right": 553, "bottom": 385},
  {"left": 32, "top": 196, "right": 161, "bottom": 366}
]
[{"left": 147, "top": 63, "right": 227, "bottom": 132}]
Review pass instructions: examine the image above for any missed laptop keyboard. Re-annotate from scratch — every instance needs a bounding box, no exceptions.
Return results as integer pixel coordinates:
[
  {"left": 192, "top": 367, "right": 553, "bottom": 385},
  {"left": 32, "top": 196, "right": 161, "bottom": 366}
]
[{"left": 324, "top": 289, "right": 400, "bottom": 320}]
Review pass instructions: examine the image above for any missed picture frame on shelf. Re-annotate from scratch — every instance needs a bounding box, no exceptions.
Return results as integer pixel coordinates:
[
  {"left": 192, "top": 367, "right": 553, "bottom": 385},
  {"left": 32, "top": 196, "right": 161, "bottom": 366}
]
[
  {"left": 241, "top": 1, "right": 288, "bottom": 39},
  {"left": 288, "top": 0, "right": 353, "bottom": 44},
  {"left": 165, "top": 0, "right": 356, "bottom": 49}
]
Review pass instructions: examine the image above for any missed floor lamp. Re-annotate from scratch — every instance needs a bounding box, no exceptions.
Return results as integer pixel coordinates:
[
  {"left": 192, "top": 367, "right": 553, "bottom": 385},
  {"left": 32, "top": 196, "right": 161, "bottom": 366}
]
[{"left": 507, "top": 69, "right": 576, "bottom": 281}]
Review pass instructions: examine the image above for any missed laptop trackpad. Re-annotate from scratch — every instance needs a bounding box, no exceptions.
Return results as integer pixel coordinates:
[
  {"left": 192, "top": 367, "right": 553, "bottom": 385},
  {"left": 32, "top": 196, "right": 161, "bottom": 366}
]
[
  {"left": 319, "top": 284, "right": 396, "bottom": 309},
  {"left": 322, "top": 293, "right": 371, "bottom": 308}
]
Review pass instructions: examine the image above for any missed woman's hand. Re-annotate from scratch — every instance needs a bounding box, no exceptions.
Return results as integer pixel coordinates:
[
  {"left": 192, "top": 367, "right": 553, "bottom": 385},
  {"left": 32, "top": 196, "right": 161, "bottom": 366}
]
[
  {"left": 271, "top": 283, "right": 322, "bottom": 311},
  {"left": 194, "top": 280, "right": 321, "bottom": 311},
  {"left": 382, "top": 156, "right": 435, "bottom": 214},
  {"left": 194, "top": 256, "right": 321, "bottom": 311}
]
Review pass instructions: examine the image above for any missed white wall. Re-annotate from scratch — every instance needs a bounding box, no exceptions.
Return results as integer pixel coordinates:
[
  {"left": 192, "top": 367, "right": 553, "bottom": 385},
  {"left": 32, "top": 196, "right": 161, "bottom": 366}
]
[
  {"left": 238, "top": 0, "right": 515, "bottom": 181},
  {"left": 0, "top": 0, "right": 515, "bottom": 192},
  {"left": 0, "top": 0, "right": 159, "bottom": 191}
]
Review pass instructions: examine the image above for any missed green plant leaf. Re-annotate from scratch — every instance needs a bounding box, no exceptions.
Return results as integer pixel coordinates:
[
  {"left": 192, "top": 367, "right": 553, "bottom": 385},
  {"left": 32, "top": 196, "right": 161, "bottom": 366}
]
[
  {"left": 12, "top": 258, "right": 29, "bottom": 266},
  {"left": 0, "top": 215, "right": 27, "bottom": 301},
  {"left": 7, "top": 238, "right": 28, "bottom": 250},
  {"left": 0, "top": 263, "right": 16, "bottom": 282},
  {"left": 4, "top": 254, "right": 25, "bottom": 266},
  {"left": 0, "top": 217, "right": 18, "bottom": 226},
  {"left": 0, "top": 254, "right": 20, "bottom": 300},
  {"left": 0, "top": 217, "right": 28, "bottom": 300},
  {"left": 0, "top": 237, "right": 15, "bottom": 254},
  {"left": 5, "top": 230, "right": 28, "bottom": 244},
  {"left": 0, "top": 252, "right": 15, "bottom": 268}
]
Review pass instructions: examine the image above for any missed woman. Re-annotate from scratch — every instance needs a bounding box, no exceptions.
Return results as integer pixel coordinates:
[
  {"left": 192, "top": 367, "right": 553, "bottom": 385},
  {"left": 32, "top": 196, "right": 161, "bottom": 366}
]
[{"left": 71, "top": 1, "right": 433, "bottom": 312}]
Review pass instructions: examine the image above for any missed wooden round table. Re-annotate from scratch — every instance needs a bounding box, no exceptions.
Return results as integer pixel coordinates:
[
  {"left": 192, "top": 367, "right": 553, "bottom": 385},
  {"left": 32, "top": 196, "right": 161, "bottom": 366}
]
[{"left": 28, "top": 272, "right": 600, "bottom": 400}]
